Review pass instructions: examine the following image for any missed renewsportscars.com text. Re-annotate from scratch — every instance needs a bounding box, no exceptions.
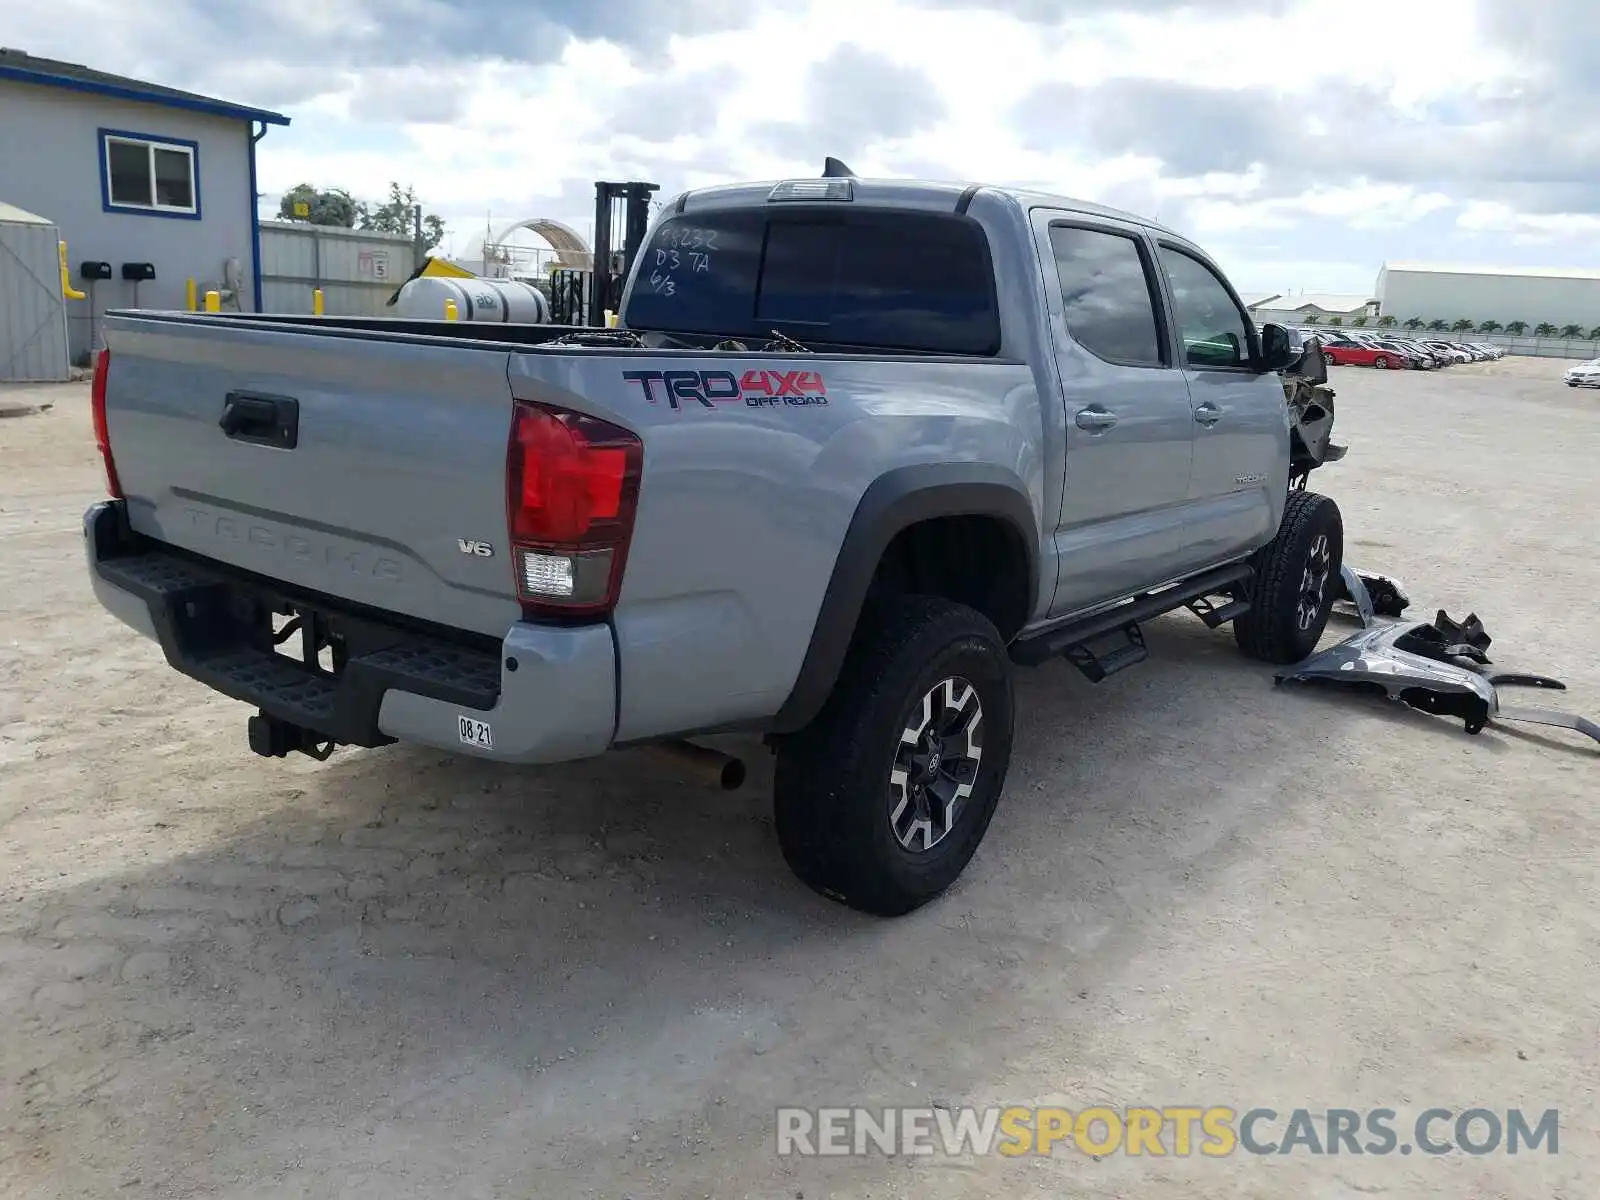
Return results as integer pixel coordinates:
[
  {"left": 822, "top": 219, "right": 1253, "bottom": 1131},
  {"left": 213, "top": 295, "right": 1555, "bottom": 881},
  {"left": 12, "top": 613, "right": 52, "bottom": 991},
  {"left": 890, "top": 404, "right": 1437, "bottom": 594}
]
[{"left": 775, "top": 1105, "right": 1559, "bottom": 1158}]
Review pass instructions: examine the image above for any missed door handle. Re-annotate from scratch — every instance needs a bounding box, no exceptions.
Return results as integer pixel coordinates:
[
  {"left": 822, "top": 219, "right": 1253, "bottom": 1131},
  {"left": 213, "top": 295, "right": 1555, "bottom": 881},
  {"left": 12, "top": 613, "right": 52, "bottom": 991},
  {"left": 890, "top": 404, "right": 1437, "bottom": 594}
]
[
  {"left": 1193, "top": 401, "right": 1224, "bottom": 426},
  {"left": 1075, "top": 406, "right": 1118, "bottom": 432},
  {"left": 220, "top": 391, "right": 299, "bottom": 448}
]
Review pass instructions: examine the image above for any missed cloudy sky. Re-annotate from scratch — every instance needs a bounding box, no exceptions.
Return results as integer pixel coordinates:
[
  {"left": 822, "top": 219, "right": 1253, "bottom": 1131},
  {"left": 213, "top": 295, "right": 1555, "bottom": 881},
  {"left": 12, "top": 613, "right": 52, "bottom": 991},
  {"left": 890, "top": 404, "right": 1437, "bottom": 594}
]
[{"left": 9, "top": 0, "right": 1597, "bottom": 294}]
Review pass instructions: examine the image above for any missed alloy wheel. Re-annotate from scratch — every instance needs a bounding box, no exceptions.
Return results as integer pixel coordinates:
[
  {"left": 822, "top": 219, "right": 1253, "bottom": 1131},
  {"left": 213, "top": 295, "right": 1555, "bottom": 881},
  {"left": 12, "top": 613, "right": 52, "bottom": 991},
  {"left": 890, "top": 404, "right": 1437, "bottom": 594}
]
[
  {"left": 889, "top": 677, "right": 984, "bottom": 853},
  {"left": 1297, "top": 533, "right": 1333, "bottom": 631}
]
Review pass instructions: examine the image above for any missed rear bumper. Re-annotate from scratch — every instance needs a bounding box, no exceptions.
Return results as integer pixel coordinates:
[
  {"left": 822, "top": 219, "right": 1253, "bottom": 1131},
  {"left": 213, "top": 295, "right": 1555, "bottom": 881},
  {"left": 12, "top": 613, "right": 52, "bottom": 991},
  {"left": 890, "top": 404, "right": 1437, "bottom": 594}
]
[{"left": 84, "top": 501, "right": 616, "bottom": 764}]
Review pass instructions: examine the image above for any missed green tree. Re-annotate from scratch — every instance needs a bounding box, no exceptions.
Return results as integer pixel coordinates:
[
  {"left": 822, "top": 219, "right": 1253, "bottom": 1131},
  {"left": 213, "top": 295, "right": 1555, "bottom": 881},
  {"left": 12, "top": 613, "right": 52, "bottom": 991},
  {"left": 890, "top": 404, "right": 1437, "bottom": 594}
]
[
  {"left": 1477, "top": 320, "right": 1502, "bottom": 333},
  {"left": 1533, "top": 322, "right": 1558, "bottom": 337},
  {"left": 1451, "top": 318, "right": 1474, "bottom": 332},
  {"left": 1302, "top": 313, "right": 1321, "bottom": 325},
  {"left": 1588, "top": 326, "right": 1600, "bottom": 340},
  {"left": 276, "top": 183, "right": 358, "bottom": 227},
  {"left": 357, "top": 181, "right": 446, "bottom": 251},
  {"left": 1403, "top": 317, "right": 1425, "bottom": 330},
  {"left": 1327, "top": 315, "right": 1344, "bottom": 326},
  {"left": 1351, "top": 315, "right": 1369, "bottom": 326},
  {"left": 1376, "top": 314, "right": 1397, "bottom": 328},
  {"left": 1504, "top": 320, "right": 1528, "bottom": 335},
  {"left": 1426, "top": 318, "right": 1448, "bottom": 331},
  {"left": 1559, "top": 323, "right": 1583, "bottom": 338}
]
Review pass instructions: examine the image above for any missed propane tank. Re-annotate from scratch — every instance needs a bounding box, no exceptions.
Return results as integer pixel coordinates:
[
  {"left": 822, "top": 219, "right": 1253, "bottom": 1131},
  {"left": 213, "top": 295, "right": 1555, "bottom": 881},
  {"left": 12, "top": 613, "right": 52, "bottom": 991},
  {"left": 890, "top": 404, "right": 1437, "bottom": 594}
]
[{"left": 394, "top": 276, "right": 550, "bottom": 324}]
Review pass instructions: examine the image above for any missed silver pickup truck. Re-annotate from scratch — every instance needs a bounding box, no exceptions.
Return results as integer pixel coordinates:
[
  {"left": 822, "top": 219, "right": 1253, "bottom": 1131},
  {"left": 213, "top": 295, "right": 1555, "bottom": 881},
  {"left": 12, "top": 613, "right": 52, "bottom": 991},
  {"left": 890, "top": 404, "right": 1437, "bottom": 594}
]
[{"left": 85, "top": 171, "right": 1343, "bottom": 915}]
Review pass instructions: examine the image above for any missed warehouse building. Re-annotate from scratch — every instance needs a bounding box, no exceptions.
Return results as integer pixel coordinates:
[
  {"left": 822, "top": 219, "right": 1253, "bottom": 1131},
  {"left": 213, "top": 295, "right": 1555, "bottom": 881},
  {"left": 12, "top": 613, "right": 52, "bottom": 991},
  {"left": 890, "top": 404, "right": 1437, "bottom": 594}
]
[
  {"left": 0, "top": 47, "right": 289, "bottom": 362},
  {"left": 1377, "top": 263, "right": 1600, "bottom": 331},
  {"left": 1246, "top": 292, "right": 1379, "bottom": 327}
]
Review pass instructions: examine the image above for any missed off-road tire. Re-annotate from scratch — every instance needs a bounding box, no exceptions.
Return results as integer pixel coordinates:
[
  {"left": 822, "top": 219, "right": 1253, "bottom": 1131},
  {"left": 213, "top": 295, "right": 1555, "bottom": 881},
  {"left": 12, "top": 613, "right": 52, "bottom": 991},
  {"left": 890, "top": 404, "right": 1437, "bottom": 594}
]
[
  {"left": 773, "top": 596, "right": 1014, "bottom": 916},
  {"left": 1233, "top": 490, "right": 1344, "bottom": 664}
]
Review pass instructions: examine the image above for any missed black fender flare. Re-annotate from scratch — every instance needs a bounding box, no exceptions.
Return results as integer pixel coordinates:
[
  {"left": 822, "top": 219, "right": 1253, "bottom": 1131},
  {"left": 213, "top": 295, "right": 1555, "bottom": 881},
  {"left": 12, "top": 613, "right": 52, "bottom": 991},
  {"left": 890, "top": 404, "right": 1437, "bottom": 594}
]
[{"left": 767, "top": 462, "right": 1040, "bottom": 734}]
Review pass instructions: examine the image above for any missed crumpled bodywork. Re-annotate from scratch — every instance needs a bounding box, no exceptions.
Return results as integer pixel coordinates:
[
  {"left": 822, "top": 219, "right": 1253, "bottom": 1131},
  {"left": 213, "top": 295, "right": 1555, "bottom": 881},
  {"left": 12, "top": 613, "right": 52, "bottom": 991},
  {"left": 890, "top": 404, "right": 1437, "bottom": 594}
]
[
  {"left": 1335, "top": 566, "right": 1412, "bottom": 627},
  {"left": 1282, "top": 335, "right": 1346, "bottom": 481},
  {"left": 1276, "top": 611, "right": 1600, "bottom": 747}
]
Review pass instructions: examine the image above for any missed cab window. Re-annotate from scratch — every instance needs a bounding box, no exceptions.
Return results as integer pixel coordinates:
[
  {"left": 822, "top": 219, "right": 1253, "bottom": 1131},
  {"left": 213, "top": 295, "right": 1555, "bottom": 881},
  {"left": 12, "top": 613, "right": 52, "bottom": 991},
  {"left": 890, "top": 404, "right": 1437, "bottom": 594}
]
[
  {"left": 1048, "top": 225, "right": 1166, "bottom": 367},
  {"left": 1158, "top": 247, "right": 1253, "bottom": 369}
]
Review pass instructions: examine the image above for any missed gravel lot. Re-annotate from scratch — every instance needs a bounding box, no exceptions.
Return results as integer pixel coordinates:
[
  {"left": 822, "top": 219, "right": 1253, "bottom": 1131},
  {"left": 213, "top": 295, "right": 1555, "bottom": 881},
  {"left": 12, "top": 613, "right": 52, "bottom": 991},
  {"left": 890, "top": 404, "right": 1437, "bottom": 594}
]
[{"left": 1, "top": 356, "right": 1596, "bottom": 1199}]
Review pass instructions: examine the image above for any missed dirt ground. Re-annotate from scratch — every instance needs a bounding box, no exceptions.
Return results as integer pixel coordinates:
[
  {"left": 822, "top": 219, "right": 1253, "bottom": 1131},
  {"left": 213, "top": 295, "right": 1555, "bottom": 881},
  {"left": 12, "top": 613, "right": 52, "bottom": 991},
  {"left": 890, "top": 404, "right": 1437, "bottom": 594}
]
[{"left": 1, "top": 357, "right": 1596, "bottom": 1199}]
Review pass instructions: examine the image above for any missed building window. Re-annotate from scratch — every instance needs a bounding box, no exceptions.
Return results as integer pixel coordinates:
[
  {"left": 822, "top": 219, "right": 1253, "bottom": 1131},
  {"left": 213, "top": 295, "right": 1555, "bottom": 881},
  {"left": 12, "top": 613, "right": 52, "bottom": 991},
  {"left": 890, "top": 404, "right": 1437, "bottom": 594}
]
[{"left": 99, "top": 129, "right": 200, "bottom": 218}]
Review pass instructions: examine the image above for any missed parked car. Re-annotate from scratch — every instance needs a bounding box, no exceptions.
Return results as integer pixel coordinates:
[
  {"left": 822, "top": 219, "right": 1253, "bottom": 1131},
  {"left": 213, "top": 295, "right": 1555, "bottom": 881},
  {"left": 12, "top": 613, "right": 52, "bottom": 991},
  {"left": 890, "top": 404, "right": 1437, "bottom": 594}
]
[
  {"left": 83, "top": 171, "right": 1345, "bottom": 916},
  {"left": 1565, "top": 359, "right": 1600, "bottom": 387},
  {"left": 1355, "top": 336, "right": 1431, "bottom": 368},
  {"left": 1417, "top": 340, "right": 1465, "bottom": 364},
  {"left": 1402, "top": 340, "right": 1456, "bottom": 367},
  {"left": 1382, "top": 339, "right": 1440, "bottom": 369},
  {"left": 1318, "top": 336, "right": 1402, "bottom": 369}
]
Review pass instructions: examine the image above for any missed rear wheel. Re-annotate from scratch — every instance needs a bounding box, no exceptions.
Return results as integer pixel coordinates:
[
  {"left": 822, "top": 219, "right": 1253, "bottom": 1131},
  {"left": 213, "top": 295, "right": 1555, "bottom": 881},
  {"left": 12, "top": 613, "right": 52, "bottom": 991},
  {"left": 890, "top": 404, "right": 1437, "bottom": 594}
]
[
  {"left": 773, "top": 597, "right": 1014, "bottom": 916},
  {"left": 1233, "top": 491, "right": 1344, "bottom": 664},
  {"left": 1322, "top": 351, "right": 1336, "bottom": 366},
  {"left": 1374, "top": 355, "right": 1390, "bottom": 369}
]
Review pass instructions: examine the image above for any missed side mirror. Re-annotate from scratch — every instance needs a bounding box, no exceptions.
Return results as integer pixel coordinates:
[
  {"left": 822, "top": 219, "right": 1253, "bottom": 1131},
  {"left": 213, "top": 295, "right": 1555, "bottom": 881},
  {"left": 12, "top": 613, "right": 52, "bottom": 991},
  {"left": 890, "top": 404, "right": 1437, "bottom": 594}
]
[{"left": 1258, "top": 322, "right": 1295, "bottom": 373}]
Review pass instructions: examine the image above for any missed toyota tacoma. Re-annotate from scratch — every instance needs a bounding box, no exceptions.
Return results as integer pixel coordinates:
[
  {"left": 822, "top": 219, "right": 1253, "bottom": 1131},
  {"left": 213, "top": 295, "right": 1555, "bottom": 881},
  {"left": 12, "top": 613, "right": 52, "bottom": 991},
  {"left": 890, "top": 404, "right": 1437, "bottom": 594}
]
[{"left": 84, "top": 168, "right": 1344, "bottom": 915}]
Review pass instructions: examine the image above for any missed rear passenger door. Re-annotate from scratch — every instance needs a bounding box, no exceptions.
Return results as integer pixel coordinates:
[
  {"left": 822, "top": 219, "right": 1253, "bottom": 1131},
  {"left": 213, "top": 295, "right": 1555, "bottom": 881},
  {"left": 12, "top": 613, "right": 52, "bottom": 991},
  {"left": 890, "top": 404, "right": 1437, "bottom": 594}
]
[
  {"left": 1037, "top": 214, "right": 1197, "bottom": 617},
  {"left": 1155, "top": 243, "right": 1288, "bottom": 574}
]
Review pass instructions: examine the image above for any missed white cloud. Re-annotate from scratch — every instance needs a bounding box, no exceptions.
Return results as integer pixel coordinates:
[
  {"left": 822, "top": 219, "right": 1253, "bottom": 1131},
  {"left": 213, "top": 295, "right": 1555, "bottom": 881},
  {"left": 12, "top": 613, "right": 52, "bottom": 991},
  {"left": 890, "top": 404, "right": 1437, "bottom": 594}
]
[{"left": 8, "top": 0, "right": 1599, "bottom": 286}]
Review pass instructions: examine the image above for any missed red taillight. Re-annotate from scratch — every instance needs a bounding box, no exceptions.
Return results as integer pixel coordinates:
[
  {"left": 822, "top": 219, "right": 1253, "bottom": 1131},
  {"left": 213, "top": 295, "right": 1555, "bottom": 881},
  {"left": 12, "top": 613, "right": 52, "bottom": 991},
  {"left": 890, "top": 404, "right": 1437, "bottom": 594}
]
[
  {"left": 506, "top": 401, "right": 642, "bottom": 617},
  {"left": 90, "top": 347, "right": 122, "bottom": 498}
]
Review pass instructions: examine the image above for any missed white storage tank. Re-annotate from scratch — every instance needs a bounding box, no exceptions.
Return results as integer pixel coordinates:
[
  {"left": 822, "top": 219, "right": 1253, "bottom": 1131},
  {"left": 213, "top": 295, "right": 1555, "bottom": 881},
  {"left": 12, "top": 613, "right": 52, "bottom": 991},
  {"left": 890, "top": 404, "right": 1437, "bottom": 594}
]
[{"left": 393, "top": 275, "right": 550, "bottom": 324}]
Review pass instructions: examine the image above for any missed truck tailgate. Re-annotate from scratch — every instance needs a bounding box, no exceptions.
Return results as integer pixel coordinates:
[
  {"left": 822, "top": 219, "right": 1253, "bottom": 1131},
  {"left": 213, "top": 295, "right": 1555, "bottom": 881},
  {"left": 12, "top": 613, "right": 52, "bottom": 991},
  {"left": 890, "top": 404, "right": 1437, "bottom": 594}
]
[{"left": 103, "top": 316, "right": 522, "bottom": 639}]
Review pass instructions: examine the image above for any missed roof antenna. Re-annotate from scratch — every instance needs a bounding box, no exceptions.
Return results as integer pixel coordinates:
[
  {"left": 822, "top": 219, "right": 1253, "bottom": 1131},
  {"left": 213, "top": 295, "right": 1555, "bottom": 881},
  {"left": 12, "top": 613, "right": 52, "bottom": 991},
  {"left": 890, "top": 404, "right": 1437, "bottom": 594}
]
[{"left": 822, "top": 157, "right": 857, "bottom": 179}]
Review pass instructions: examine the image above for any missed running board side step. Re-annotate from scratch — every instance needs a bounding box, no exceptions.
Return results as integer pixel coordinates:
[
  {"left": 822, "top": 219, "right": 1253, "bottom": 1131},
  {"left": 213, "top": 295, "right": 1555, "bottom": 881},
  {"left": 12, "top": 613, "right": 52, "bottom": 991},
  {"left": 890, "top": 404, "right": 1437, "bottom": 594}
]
[
  {"left": 1186, "top": 594, "right": 1251, "bottom": 629},
  {"left": 1010, "top": 563, "right": 1254, "bottom": 672}
]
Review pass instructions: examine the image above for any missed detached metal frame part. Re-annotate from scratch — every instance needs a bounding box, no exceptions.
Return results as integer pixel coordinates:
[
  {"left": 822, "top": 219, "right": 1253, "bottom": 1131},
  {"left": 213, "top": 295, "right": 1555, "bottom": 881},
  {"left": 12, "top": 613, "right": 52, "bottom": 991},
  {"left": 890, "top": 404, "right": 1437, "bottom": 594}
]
[{"left": 1275, "top": 610, "right": 1600, "bottom": 748}]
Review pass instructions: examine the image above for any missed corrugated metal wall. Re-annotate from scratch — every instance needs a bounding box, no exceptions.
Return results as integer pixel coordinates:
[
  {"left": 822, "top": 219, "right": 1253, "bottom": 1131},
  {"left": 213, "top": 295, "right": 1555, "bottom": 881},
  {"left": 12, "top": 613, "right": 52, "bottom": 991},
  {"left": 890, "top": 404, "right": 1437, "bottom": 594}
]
[
  {"left": 259, "top": 221, "right": 418, "bottom": 316},
  {"left": 1379, "top": 269, "right": 1600, "bottom": 330},
  {"left": 0, "top": 210, "right": 70, "bottom": 382}
]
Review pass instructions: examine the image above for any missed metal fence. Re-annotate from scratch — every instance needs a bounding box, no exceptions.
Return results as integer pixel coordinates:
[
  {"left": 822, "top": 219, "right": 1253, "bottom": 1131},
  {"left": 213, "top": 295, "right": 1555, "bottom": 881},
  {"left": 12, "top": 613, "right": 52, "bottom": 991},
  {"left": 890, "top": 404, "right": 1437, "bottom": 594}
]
[
  {"left": 1473, "top": 334, "right": 1600, "bottom": 361},
  {"left": 259, "top": 221, "right": 417, "bottom": 317}
]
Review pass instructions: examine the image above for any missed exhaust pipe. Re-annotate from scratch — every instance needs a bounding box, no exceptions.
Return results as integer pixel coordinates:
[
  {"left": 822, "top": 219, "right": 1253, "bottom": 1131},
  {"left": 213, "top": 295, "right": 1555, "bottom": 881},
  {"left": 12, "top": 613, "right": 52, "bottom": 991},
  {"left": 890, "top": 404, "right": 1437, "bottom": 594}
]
[{"left": 647, "top": 739, "right": 747, "bottom": 791}]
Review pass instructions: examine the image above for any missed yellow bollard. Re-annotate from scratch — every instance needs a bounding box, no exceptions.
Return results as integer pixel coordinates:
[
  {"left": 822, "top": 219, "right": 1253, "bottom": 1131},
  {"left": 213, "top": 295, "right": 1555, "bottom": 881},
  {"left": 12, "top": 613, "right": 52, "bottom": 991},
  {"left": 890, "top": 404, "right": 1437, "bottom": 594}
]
[
  {"left": 186, "top": 278, "right": 198, "bottom": 312},
  {"left": 58, "top": 241, "right": 86, "bottom": 301},
  {"left": 204, "top": 290, "right": 221, "bottom": 313},
  {"left": 443, "top": 298, "right": 459, "bottom": 321},
  {"left": 312, "top": 288, "right": 324, "bottom": 316}
]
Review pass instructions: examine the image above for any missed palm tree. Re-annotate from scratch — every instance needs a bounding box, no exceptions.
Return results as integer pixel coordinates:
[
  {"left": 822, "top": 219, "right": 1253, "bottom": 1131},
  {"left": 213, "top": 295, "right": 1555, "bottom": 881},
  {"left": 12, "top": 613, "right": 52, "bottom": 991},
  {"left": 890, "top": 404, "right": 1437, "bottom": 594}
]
[
  {"left": 1426, "top": 319, "right": 1448, "bottom": 332},
  {"left": 1534, "top": 322, "right": 1558, "bottom": 337},
  {"left": 1377, "top": 315, "right": 1397, "bottom": 328},
  {"left": 1451, "top": 318, "right": 1474, "bottom": 332},
  {"left": 1327, "top": 316, "right": 1344, "bottom": 326},
  {"left": 1559, "top": 324, "right": 1583, "bottom": 338},
  {"left": 1303, "top": 313, "right": 1321, "bottom": 325},
  {"left": 1403, "top": 317, "right": 1424, "bottom": 330},
  {"left": 1477, "top": 320, "right": 1502, "bottom": 334},
  {"left": 1351, "top": 315, "right": 1368, "bottom": 327},
  {"left": 1504, "top": 321, "right": 1528, "bottom": 335},
  {"left": 1589, "top": 326, "right": 1600, "bottom": 340}
]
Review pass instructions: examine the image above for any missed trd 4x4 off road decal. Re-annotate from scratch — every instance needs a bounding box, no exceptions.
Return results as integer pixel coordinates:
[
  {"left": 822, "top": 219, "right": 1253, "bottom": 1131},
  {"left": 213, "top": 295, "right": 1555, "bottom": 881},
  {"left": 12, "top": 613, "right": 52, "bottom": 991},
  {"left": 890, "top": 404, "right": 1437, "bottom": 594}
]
[{"left": 623, "top": 369, "right": 829, "bottom": 410}]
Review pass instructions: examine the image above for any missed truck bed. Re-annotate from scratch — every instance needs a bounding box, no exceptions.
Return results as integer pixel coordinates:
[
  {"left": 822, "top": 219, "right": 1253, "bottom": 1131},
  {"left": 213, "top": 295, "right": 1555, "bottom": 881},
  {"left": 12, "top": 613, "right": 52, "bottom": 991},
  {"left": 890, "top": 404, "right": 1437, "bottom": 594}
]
[{"left": 96, "top": 309, "right": 1040, "bottom": 744}]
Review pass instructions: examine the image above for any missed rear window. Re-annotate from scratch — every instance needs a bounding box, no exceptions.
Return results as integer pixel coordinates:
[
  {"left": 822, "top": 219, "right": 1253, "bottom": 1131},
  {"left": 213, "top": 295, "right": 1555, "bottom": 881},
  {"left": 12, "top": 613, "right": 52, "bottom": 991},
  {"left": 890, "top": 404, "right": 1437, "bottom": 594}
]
[{"left": 623, "top": 208, "right": 1000, "bottom": 356}]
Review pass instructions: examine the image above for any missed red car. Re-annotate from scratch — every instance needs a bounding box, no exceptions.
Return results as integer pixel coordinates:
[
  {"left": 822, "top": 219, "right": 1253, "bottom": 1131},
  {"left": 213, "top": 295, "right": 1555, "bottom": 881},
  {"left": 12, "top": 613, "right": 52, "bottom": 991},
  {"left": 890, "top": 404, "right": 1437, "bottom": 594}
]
[{"left": 1319, "top": 338, "right": 1408, "bottom": 370}]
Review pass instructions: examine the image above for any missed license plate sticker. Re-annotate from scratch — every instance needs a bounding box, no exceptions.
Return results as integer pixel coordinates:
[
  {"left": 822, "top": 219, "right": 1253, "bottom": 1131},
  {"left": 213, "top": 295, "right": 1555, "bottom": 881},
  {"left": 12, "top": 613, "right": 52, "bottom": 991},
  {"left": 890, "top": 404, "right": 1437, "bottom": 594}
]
[{"left": 457, "top": 715, "right": 494, "bottom": 750}]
